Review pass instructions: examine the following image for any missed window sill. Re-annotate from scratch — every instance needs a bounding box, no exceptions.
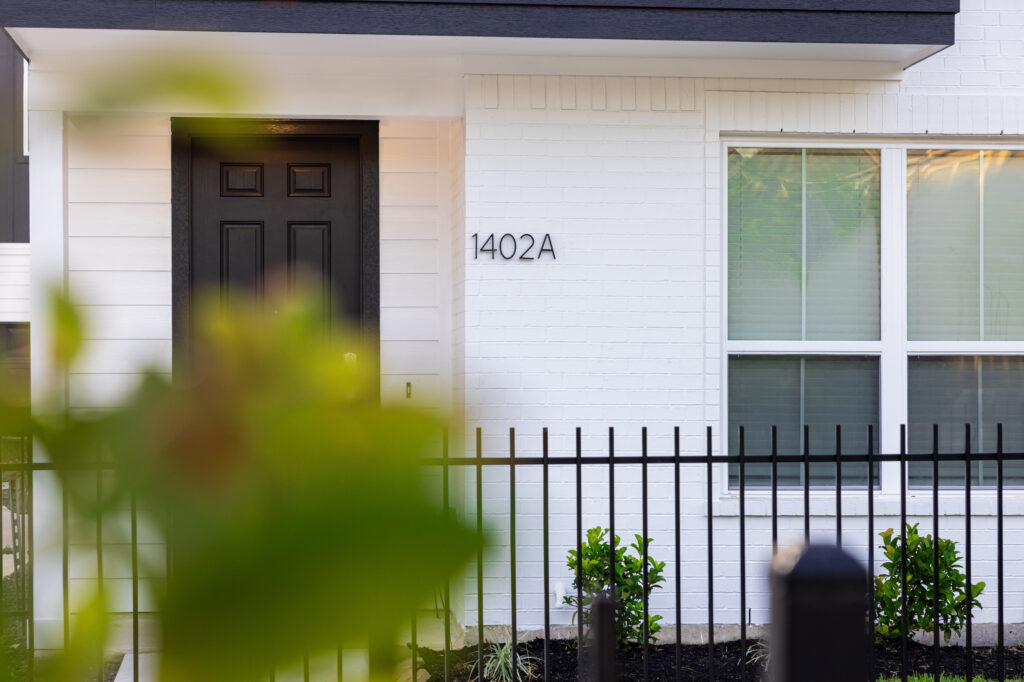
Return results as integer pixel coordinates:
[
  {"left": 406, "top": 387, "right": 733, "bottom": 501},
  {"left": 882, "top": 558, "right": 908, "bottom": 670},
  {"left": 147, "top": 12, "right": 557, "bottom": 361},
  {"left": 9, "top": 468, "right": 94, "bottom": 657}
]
[{"left": 712, "top": 490, "right": 1022, "bottom": 518}]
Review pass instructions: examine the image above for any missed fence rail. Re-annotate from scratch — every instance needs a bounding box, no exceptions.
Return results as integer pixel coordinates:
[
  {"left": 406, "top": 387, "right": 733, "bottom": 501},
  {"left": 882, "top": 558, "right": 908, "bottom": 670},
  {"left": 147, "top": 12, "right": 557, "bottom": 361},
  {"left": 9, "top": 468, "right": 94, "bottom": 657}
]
[
  {"left": 2, "top": 424, "right": 1021, "bottom": 681},
  {"left": 419, "top": 424, "right": 1019, "bottom": 682}
]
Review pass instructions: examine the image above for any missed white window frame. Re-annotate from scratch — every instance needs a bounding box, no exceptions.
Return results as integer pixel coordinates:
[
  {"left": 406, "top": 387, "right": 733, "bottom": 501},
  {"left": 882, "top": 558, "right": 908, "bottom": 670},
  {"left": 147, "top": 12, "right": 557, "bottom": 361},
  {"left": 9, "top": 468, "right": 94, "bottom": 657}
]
[
  {"left": 720, "top": 137, "right": 1024, "bottom": 500},
  {"left": 21, "top": 59, "right": 28, "bottom": 158}
]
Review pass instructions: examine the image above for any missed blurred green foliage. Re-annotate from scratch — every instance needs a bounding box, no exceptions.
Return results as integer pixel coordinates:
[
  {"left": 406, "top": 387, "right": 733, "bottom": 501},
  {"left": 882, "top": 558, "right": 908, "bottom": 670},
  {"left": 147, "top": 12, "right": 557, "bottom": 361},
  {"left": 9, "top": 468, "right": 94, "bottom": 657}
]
[
  {"left": 82, "top": 59, "right": 253, "bottom": 113},
  {"left": 3, "top": 287, "right": 483, "bottom": 681}
]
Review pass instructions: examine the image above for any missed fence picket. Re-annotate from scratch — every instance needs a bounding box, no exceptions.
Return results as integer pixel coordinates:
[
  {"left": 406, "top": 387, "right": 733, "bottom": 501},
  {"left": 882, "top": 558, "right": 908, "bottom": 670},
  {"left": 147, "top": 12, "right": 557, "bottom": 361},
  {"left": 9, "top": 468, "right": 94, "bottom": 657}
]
[{"left": 10, "top": 422, "right": 1024, "bottom": 682}]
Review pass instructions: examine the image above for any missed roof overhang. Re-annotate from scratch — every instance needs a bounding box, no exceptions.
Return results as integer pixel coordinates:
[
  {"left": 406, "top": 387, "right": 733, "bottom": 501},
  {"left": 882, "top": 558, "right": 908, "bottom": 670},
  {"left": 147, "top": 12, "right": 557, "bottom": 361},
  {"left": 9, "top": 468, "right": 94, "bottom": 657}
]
[{"left": 3, "top": 0, "right": 958, "bottom": 73}]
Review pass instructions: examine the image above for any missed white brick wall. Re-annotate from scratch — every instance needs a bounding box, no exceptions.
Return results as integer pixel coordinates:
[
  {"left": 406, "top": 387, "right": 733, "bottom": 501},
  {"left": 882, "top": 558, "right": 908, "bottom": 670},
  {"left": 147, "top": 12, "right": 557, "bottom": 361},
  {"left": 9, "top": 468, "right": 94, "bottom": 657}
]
[
  {"left": 0, "top": 243, "right": 30, "bottom": 321},
  {"left": 461, "top": 75, "right": 714, "bottom": 630},
  {"left": 904, "top": 0, "right": 1024, "bottom": 94},
  {"left": 35, "top": 0, "right": 1024, "bottom": 637},
  {"left": 458, "top": 60, "right": 1024, "bottom": 631}
]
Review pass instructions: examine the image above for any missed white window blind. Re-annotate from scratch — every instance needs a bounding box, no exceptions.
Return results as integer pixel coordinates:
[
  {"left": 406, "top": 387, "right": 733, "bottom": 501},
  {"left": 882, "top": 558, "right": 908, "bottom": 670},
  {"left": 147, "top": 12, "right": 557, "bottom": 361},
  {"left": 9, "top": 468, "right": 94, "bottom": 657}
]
[
  {"left": 908, "top": 150, "right": 1024, "bottom": 341},
  {"left": 728, "top": 148, "right": 880, "bottom": 341},
  {"left": 908, "top": 356, "right": 1024, "bottom": 486},
  {"left": 728, "top": 356, "right": 879, "bottom": 488},
  {"left": 983, "top": 151, "right": 1024, "bottom": 340}
]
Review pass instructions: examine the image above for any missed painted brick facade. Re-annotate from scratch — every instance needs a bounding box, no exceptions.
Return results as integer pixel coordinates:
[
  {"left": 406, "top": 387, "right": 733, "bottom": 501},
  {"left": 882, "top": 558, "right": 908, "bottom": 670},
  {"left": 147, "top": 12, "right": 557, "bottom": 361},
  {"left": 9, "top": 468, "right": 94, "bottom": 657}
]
[
  {"left": 457, "top": 33, "right": 1024, "bottom": 630},
  {"left": 16, "top": 0, "right": 1024, "bottom": 656}
]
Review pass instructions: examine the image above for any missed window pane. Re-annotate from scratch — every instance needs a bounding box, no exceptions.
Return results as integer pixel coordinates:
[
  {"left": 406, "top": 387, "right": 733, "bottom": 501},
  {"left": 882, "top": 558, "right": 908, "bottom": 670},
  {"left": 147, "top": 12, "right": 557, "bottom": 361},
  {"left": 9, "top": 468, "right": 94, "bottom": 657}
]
[
  {"left": 728, "top": 148, "right": 880, "bottom": 341},
  {"left": 728, "top": 148, "right": 802, "bottom": 339},
  {"left": 907, "top": 150, "right": 981, "bottom": 340},
  {"left": 729, "top": 356, "right": 879, "bottom": 488},
  {"left": 909, "top": 356, "right": 1024, "bottom": 486},
  {"left": 805, "top": 149, "right": 880, "bottom": 340},
  {"left": 983, "top": 151, "right": 1024, "bottom": 340}
]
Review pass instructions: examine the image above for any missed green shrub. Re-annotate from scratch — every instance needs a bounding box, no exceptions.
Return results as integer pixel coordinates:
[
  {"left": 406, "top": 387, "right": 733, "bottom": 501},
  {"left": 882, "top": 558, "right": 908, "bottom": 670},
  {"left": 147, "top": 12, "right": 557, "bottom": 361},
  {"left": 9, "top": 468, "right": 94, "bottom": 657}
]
[
  {"left": 470, "top": 640, "right": 539, "bottom": 682},
  {"left": 563, "top": 526, "right": 666, "bottom": 646},
  {"left": 874, "top": 523, "right": 985, "bottom": 642}
]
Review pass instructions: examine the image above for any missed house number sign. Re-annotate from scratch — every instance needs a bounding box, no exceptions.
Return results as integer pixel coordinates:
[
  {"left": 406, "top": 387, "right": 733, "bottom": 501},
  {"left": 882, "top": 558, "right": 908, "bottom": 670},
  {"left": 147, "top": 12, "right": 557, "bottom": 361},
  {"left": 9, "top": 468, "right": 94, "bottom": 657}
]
[{"left": 472, "top": 233, "right": 556, "bottom": 260}]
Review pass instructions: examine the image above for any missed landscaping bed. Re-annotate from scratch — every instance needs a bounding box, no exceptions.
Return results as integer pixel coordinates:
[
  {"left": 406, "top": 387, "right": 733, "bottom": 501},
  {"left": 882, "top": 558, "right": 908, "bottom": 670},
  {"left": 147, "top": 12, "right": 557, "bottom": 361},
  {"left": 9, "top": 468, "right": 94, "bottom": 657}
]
[{"left": 418, "top": 638, "right": 1024, "bottom": 681}]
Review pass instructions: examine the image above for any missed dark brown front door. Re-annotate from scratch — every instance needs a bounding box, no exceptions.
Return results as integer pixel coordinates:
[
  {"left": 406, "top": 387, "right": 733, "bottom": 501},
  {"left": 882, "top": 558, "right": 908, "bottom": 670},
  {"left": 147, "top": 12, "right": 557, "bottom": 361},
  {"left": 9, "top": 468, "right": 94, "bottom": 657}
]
[
  {"left": 191, "top": 135, "right": 360, "bottom": 315},
  {"left": 172, "top": 120, "right": 379, "bottom": 367}
]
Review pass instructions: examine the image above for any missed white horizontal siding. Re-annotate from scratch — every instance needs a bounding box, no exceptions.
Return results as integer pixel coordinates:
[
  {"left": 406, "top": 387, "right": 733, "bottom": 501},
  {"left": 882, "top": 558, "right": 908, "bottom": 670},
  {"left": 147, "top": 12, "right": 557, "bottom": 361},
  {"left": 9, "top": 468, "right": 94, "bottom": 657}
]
[
  {"left": 68, "top": 373, "right": 152, "bottom": 409},
  {"left": 69, "top": 272, "right": 171, "bottom": 306},
  {"left": 67, "top": 169, "right": 170, "bottom": 204},
  {"left": 379, "top": 239, "right": 440, "bottom": 274},
  {"left": 64, "top": 116, "right": 174, "bottom": 426},
  {"left": 67, "top": 134, "right": 170, "bottom": 170},
  {"left": 380, "top": 171, "right": 439, "bottom": 207},
  {"left": 380, "top": 273, "right": 440, "bottom": 308},
  {"left": 68, "top": 203, "right": 171, "bottom": 238},
  {"left": 378, "top": 120, "right": 454, "bottom": 406},
  {"left": 380, "top": 374, "right": 442, "bottom": 407},
  {"left": 68, "top": 237, "right": 171, "bottom": 271},
  {"left": 380, "top": 340, "right": 441, "bottom": 375},
  {"left": 71, "top": 339, "right": 172, "bottom": 374},
  {"left": 0, "top": 244, "right": 30, "bottom": 322},
  {"left": 380, "top": 205, "right": 444, "bottom": 239},
  {"left": 380, "top": 307, "right": 442, "bottom": 341},
  {"left": 79, "top": 305, "right": 172, "bottom": 340}
]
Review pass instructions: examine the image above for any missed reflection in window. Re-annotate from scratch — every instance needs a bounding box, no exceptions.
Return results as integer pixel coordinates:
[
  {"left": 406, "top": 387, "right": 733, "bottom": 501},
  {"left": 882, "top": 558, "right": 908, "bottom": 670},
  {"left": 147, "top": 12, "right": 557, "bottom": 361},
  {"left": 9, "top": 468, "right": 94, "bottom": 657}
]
[
  {"left": 728, "top": 148, "right": 880, "bottom": 341},
  {"left": 908, "top": 150, "right": 1024, "bottom": 341},
  {"left": 728, "top": 355, "right": 879, "bottom": 488},
  {"left": 908, "top": 356, "right": 1024, "bottom": 487}
]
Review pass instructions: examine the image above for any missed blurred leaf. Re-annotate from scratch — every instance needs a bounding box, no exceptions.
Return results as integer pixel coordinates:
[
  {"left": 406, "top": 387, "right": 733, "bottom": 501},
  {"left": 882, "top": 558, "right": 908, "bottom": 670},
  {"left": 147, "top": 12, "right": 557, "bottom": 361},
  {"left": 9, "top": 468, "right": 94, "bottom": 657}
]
[
  {"left": 26, "top": 284, "right": 483, "bottom": 682},
  {"left": 51, "top": 288, "right": 84, "bottom": 371},
  {"left": 84, "top": 59, "right": 251, "bottom": 112},
  {"left": 35, "top": 591, "right": 109, "bottom": 682}
]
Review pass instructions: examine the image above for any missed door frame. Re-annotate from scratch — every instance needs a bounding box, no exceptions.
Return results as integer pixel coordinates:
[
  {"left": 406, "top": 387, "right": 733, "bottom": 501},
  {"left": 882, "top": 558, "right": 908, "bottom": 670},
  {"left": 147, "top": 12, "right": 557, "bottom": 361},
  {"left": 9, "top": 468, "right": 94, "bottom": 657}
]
[{"left": 170, "top": 118, "right": 380, "bottom": 373}]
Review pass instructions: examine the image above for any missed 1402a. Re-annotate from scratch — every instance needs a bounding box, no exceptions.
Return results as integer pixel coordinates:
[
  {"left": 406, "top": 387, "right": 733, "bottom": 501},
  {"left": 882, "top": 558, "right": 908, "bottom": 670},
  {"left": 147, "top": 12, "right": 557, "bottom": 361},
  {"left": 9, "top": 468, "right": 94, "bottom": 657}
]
[{"left": 472, "top": 233, "right": 556, "bottom": 260}]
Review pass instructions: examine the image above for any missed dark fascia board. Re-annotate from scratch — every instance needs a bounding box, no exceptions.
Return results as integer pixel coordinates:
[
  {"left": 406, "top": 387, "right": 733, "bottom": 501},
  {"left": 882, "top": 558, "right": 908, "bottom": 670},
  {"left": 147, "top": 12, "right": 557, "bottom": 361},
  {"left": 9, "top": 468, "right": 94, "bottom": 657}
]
[
  {"left": 2, "top": 1, "right": 958, "bottom": 46},
  {"left": 356, "top": 0, "right": 958, "bottom": 9}
]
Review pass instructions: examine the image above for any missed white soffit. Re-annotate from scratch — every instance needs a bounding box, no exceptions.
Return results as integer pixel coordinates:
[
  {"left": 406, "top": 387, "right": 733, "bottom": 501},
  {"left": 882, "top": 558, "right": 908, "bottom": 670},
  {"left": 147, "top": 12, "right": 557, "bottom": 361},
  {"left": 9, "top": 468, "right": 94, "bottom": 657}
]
[{"left": 7, "top": 28, "right": 944, "bottom": 80}]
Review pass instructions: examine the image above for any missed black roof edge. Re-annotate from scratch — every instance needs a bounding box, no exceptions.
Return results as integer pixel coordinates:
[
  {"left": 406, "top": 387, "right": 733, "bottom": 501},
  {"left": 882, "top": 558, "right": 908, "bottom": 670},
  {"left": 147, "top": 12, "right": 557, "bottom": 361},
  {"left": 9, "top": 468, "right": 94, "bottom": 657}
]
[
  {"left": 2, "top": 1, "right": 959, "bottom": 47},
  {"left": 350, "top": 0, "right": 959, "bottom": 11}
]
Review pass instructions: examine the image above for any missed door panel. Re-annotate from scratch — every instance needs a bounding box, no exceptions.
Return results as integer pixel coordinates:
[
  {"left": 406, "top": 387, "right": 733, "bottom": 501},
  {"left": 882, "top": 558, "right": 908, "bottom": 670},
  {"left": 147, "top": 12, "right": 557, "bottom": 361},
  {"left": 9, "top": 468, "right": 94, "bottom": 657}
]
[
  {"left": 220, "top": 221, "right": 263, "bottom": 302},
  {"left": 191, "top": 135, "right": 362, "bottom": 324}
]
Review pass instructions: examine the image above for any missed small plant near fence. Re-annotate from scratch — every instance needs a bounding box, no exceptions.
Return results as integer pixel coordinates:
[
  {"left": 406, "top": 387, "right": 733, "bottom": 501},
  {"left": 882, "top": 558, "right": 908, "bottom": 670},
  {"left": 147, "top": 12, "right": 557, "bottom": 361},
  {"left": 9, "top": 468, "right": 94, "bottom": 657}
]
[
  {"left": 874, "top": 523, "right": 985, "bottom": 643},
  {"left": 470, "top": 640, "right": 539, "bottom": 682},
  {"left": 564, "top": 526, "right": 666, "bottom": 646}
]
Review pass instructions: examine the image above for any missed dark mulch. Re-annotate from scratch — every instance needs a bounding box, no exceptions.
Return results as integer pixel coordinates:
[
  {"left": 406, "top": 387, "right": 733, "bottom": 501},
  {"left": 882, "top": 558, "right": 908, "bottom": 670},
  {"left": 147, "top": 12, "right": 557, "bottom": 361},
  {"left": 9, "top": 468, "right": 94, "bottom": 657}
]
[
  {"left": 418, "top": 638, "right": 1024, "bottom": 681},
  {"left": 419, "top": 639, "right": 759, "bottom": 681},
  {"left": 874, "top": 639, "right": 1024, "bottom": 680}
]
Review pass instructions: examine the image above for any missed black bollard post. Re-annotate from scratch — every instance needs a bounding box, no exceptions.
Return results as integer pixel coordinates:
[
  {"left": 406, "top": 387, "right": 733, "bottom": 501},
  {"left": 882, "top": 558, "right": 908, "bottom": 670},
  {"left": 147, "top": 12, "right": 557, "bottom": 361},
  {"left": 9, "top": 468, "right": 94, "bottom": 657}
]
[
  {"left": 590, "top": 595, "right": 617, "bottom": 682},
  {"left": 770, "top": 544, "right": 868, "bottom": 682}
]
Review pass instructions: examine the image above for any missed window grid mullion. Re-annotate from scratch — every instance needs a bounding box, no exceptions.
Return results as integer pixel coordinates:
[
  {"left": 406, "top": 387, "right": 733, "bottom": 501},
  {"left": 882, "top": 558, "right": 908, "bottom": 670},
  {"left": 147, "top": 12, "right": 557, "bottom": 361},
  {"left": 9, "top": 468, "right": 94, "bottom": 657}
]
[
  {"left": 879, "top": 146, "right": 908, "bottom": 495},
  {"left": 801, "top": 148, "right": 807, "bottom": 342}
]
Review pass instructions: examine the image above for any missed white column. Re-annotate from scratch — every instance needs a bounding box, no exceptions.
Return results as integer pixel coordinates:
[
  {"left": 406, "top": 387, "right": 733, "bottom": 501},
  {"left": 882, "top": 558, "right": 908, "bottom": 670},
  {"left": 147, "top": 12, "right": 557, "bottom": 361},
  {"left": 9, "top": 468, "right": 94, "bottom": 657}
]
[
  {"left": 879, "top": 146, "right": 907, "bottom": 495},
  {"left": 29, "top": 107, "right": 67, "bottom": 650}
]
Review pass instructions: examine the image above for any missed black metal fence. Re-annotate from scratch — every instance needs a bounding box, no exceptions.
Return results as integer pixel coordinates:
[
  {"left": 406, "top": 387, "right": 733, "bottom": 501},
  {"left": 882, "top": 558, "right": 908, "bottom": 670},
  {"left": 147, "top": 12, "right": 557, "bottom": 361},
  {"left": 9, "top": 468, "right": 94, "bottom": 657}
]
[
  {"left": 418, "top": 424, "right": 1021, "bottom": 682},
  {"left": 0, "top": 436, "right": 33, "bottom": 681},
  {"left": 2, "top": 424, "right": 1022, "bottom": 681}
]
